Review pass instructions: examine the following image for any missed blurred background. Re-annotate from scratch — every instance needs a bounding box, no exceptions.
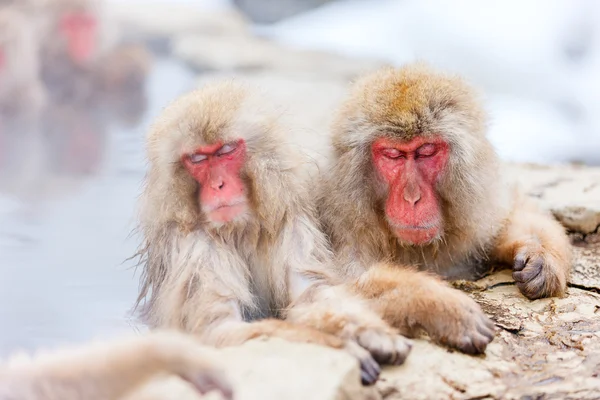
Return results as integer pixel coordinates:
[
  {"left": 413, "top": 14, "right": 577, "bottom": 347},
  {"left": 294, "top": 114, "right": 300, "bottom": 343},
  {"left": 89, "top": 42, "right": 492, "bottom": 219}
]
[{"left": 0, "top": 0, "right": 598, "bottom": 355}]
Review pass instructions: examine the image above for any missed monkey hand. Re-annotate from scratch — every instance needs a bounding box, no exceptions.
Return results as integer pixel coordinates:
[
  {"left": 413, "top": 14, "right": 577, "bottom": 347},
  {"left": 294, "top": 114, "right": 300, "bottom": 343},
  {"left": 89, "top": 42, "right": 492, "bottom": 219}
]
[
  {"left": 352, "top": 321, "right": 412, "bottom": 367},
  {"left": 512, "top": 240, "right": 569, "bottom": 300},
  {"left": 148, "top": 332, "right": 234, "bottom": 399},
  {"left": 339, "top": 319, "right": 412, "bottom": 385},
  {"left": 416, "top": 285, "right": 495, "bottom": 355},
  {"left": 286, "top": 303, "right": 411, "bottom": 383}
]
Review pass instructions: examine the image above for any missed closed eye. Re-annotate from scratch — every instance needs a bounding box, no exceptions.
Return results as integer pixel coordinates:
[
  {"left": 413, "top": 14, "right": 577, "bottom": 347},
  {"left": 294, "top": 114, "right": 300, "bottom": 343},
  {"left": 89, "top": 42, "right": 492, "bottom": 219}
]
[
  {"left": 217, "top": 143, "right": 237, "bottom": 156},
  {"left": 382, "top": 148, "right": 404, "bottom": 159},
  {"left": 416, "top": 144, "right": 437, "bottom": 158},
  {"left": 189, "top": 153, "right": 208, "bottom": 163}
]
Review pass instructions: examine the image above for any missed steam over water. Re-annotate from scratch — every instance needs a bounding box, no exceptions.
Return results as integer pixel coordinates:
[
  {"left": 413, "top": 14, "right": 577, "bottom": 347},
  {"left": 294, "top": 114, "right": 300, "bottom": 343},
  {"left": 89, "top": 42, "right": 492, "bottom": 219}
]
[{"left": 0, "top": 58, "right": 196, "bottom": 355}]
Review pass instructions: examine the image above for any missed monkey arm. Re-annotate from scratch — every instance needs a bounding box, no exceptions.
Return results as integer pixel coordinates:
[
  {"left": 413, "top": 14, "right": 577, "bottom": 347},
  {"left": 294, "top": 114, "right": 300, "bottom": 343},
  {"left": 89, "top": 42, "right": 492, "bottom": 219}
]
[
  {"left": 0, "top": 331, "right": 232, "bottom": 400},
  {"left": 285, "top": 267, "right": 411, "bottom": 367},
  {"left": 348, "top": 264, "right": 495, "bottom": 355},
  {"left": 491, "top": 192, "right": 572, "bottom": 299}
]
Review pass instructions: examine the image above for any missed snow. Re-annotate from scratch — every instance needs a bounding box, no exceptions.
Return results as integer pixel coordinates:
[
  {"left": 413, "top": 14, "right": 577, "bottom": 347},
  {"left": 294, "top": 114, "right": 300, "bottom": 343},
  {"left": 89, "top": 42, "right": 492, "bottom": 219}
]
[{"left": 258, "top": 0, "right": 600, "bottom": 164}]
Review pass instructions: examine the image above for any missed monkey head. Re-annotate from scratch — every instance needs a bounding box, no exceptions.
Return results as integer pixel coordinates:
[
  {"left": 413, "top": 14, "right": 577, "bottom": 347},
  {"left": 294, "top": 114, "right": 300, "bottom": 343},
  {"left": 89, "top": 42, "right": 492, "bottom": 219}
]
[
  {"left": 47, "top": 0, "right": 102, "bottom": 66},
  {"left": 143, "top": 80, "right": 298, "bottom": 234},
  {"left": 331, "top": 63, "right": 498, "bottom": 247}
]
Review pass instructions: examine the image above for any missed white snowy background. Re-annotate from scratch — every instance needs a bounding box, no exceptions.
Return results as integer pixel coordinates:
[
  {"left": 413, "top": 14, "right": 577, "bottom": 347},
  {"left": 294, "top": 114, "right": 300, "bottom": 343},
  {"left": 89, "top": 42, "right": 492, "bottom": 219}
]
[{"left": 119, "top": 0, "right": 600, "bottom": 165}]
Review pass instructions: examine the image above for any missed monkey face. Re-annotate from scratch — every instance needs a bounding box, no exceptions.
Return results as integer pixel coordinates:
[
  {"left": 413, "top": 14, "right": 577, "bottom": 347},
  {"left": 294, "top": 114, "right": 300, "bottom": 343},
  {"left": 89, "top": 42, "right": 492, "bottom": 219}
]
[
  {"left": 182, "top": 139, "right": 251, "bottom": 228},
  {"left": 371, "top": 135, "right": 449, "bottom": 245}
]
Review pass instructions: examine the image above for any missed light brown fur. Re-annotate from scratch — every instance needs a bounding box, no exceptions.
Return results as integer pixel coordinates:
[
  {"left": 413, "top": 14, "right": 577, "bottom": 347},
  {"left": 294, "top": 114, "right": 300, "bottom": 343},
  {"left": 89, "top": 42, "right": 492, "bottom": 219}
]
[
  {"left": 0, "top": 330, "right": 232, "bottom": 400},
  {"left": 319, "top": 63, "right": 572, "bottom": 353},
  {"left": 132, "top": 80, "right": 412, "bottom": 384},
  {"left": 0, "top": 5, "right": 46, "bottom": 116}
]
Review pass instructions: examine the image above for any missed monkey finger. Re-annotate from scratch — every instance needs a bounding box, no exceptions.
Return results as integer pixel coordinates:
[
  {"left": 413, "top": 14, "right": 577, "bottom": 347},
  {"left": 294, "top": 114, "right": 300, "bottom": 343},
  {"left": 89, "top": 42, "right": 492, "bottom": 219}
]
[
  {"left": 392, "top": 336, "right": 412, "bottom": 366},
  {"left": 471, "top": 331, "right": 492, "bottom": 354},
  {"left": 182, "top": 371, "right": 234, "bottom": 400},
  {"left": 476, "top": 320, "right": 496, "bottom": 341},
  {"left": 455, "top": 335, "right": 479, "bottom": 355},
  {"left": 456, "top": 332, "right": 489, "bottom": 355},
  {"left": 344, "top": 341, "right": 381, "bottom": 385},
  {"left": 513, "top": 251, "right": 530, "bottom": 271},
  {"left": 513, "top": 258, "right": 543, "bottom": 284},
  {"left": 471, "top": 310, "right": 496, "bottom": 342},
  {"left": 516, "top": 273, "right": 547, "bottom": 300},
  {"left": 359, "top": 357, "right": 381, "bottom": 386}
]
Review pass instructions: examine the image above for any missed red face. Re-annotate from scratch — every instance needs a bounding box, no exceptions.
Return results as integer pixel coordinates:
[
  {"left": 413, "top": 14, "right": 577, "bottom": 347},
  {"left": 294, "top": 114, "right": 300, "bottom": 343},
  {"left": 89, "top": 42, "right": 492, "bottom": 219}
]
[
  {"left": 372, "top": 136, "right": 449, "bottom": 245},
  {"left": 182, "top": 139, "right": 248, "bottom": 224},
  {"left": 60, "top": 12, "right": 97, "bottom": 65}
]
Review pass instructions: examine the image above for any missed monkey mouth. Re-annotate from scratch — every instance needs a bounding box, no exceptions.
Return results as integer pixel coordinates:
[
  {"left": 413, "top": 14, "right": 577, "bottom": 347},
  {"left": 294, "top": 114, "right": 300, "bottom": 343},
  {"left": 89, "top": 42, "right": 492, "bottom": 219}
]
[
  {"left": 394, "top": 224, "right": 437, "bottom": 230},
  {"left": 389, "top": 221, "right": 440, "bottom": 245},
  {"left": 204, "top": 199, "right": 246, "bottom": 213},
  {"left": 204, "top": 200, "right": 248, "bottom": 223}
]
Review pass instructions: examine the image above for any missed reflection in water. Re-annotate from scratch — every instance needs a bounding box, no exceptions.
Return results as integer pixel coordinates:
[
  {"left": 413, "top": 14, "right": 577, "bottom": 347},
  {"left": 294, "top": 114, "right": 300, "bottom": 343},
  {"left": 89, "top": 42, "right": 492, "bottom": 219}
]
[{"left": 0, "top": 57, "right": 196, "bottom": 355}]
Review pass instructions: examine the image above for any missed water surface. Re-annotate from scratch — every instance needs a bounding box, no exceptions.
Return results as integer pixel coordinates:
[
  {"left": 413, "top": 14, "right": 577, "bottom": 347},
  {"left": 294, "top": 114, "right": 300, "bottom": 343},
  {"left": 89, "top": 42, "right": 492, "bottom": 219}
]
[{"left": 0, "top": 57, "right": 196, "bottom": 356}]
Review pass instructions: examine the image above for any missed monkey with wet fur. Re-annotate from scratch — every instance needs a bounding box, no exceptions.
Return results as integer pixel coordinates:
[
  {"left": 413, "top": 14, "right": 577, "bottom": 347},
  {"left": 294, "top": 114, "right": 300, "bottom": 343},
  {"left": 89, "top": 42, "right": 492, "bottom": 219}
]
[
  {"left": 317, "top": 63, "right": 572, "bottom": 354},
  {"left": 0, "top": 330, "right": 232, "bottom": 400},
  {"left": 133, "top": 80, "right": 413, "bottom": 385}
]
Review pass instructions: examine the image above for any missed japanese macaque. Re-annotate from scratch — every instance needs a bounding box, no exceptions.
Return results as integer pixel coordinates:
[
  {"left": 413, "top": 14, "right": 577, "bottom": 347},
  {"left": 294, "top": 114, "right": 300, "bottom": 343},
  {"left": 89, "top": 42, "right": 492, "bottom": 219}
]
[
  {"left": 0, "top": 5, "right": 46, "bottom": 116},
  {"left": 0, "top": 330, "right": 232, "bottom": 400},
  {"left": 318, "top": 63, "right": 572, "bottom": 352},
  {"left": 133, "top": 81, "right": 412, "bottom": 385},
  {"left": 38, "top": 0, "right": 151, "bottom": 101}
]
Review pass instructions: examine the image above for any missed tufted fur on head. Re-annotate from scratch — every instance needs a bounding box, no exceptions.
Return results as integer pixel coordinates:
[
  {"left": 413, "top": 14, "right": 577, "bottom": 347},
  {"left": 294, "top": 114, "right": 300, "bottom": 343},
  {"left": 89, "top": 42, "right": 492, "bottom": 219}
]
[
  {"left": 132, "top": 80, "right": 332, "bottom": 327},
  {"left": 320, "top": 62, "right": 512, "bottom": 278}
]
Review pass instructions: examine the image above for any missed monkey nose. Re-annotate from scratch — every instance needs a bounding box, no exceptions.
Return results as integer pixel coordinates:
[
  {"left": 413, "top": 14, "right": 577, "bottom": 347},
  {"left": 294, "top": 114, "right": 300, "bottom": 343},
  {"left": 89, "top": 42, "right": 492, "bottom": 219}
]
[
  {"left": 403, "top": 190, "right": 421, "bottom": 206},
  {"left": 210, "top": 178, "right": 225, "bottom": 190}
]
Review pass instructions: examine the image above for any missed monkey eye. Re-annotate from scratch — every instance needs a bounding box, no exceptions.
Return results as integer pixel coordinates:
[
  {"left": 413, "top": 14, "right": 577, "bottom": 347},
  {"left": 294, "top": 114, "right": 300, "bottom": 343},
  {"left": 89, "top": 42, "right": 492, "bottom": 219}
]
[
  {"left": 217, "top": 143, "right": 237, "bottom": 156},
  {"left": 382, "top": 148, "right": 404, "bottom": 159},
  {"left": 189, "top": 153, "right": 208, "bottom": 164},
  {"left": 416, "top": 144, "right": 437, "bottom": 158}
]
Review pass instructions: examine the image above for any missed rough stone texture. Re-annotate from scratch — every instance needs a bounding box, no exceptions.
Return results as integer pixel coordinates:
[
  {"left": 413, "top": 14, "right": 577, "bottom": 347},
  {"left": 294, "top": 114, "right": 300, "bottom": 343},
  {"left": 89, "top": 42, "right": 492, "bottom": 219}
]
[
  {"left": 128, "top": 338, "right": 378, "bottom": 400},
  {"left": 105, "top": 4, "right": 600, "bottom": 399},
  {"left": 506, "top": 163, "right": 600, "bottom": 235}
]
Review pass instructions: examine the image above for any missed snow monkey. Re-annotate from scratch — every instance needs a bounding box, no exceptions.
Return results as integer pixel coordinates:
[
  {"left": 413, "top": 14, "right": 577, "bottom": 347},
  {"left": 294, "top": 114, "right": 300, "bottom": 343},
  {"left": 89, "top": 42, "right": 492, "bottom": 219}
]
[
  {"left": 0, "top": 330, "right": 233, "bottom": 400},
  {"left": 0, "top": 5, "right": 46, "bottom": 115},
  {"left": 318, "top": 63, "right": 572, "bottom": 353},
  {"left": 133, "top": 81, "right": 413, "bottom": 385},
  {"left": 38, "top": 0, "right": 151, "bottom": 100}
]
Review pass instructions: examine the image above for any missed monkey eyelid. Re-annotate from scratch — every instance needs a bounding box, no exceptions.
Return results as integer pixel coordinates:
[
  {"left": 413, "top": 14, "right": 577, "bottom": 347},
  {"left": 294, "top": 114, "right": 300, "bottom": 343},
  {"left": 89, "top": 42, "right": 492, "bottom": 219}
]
[
  {"left": 381, "top": 148, "right": 404, "bottom": 159},
  {"left": 216, "top": 143, "right": 237, "bottom": 156},
  {"left": 189, "top": 153, "right": 208, "bottom": 163},
  {"left": 415, "top": 144, "right": 437, "bottom": 158}
]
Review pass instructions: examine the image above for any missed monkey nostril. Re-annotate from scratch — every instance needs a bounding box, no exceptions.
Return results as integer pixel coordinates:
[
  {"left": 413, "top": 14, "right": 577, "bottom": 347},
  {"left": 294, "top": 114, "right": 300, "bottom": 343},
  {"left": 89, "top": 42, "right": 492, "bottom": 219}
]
[
  {"left": 218, "top": 182, "right": 224, "bottom": 190},
  {"left": 404, "top": 192, "right": 421, "bottom": 206}
]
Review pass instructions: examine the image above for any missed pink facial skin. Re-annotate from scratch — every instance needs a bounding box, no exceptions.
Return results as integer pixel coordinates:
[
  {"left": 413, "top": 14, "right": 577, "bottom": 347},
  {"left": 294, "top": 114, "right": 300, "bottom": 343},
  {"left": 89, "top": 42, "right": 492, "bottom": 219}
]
[
  {"left": 372, "top": 136, "right": 449, "bottom": 245},
  {"left": 182, "top": 139, "right": 248, "bottom": 224},
  {"left": 60, "top": 12, "right": 98, "bottom": 65}
]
